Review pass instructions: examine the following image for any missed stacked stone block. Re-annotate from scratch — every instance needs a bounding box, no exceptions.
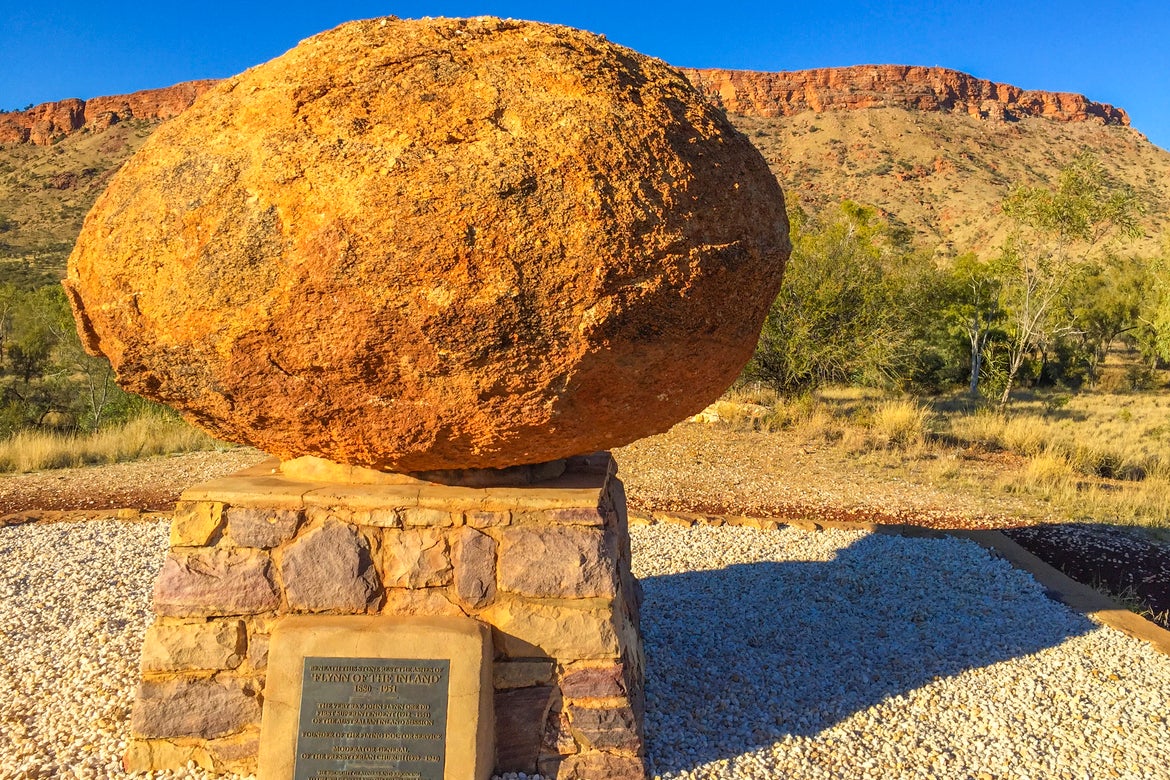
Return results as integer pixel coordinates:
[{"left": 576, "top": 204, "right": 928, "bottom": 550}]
[{"left": 126, "top": 454, "right": 646, "bottom": 779}]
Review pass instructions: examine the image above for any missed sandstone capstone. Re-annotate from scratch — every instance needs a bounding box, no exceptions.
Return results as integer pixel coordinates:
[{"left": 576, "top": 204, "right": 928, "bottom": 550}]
[{"left": 64, "top": 16, "right": 789, "bottom": 472}]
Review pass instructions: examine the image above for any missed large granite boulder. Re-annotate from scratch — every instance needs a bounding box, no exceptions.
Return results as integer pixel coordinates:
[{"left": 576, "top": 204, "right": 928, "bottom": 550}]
[{"left": 64, "top": 16, "right": 790, "bottom": 472}]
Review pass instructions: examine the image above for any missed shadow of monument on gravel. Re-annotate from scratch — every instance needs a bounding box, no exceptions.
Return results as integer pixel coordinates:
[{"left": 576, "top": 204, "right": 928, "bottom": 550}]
[{"left": 639, "top": 532, "right": 1097, "bottom": 774}]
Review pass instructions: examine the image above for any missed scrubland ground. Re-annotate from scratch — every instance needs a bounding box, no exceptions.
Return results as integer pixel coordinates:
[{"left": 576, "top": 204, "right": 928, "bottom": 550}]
[
  {"left": 635, "top": 382, "right": 1170, "bottom": 537},
  {"left": 1, "top": 372, "right": 1167, "bottom": 626}
]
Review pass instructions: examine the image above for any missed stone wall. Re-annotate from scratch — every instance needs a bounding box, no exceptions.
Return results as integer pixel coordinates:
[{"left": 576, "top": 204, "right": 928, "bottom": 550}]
[{"left": 125, "top": 454, "right": 647, "bottom": 779}]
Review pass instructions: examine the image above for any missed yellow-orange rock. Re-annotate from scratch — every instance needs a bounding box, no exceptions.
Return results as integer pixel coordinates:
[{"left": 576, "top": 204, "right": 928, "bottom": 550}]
[{"left": 64, "top": 16, "right": 789, "bottom": 472}]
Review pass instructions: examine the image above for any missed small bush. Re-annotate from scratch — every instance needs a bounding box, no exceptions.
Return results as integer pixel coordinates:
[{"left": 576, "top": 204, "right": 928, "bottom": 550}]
[
  {"left": 950, "top": 410, "right": 1007, "bottom": 448},
  {"left": 1022, "top": 452, "right": 1074, "bottom": 487},
  {"left": 1000, "top": 416, "right": 1048, "bottom": 456}
]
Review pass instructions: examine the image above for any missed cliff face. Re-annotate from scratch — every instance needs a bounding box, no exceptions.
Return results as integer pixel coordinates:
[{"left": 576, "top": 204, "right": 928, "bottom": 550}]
[
  {"left": 0, "top": 65, "right": 1128, "bottom": 147},
  {"left": 680, "top": 65, "right": 1129, "bottom": 125},
  {"left": 0, "top": 80, "right": 218, "bottom": 146}
]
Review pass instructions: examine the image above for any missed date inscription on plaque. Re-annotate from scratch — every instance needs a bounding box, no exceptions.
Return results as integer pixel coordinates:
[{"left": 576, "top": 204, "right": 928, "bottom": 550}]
[{"left": 293, "top": 657, "right": 450, "bottom": 780}]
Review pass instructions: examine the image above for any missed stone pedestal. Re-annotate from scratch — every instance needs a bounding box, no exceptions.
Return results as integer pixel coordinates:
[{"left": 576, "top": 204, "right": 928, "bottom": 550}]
[{"left": 125, "top": 453, "right": 647, "bottom": 779}]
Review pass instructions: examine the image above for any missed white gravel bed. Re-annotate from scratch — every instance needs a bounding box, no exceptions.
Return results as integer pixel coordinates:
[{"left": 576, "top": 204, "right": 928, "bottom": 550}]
[
  {"left": 1, "top": 520, "right": 1168, "bottom": 780},
  {"left": 0, "top": 520, "right": 170, "bottom": 780},
  {"left": 632, "top": 524, "right": 1170, "bottom": 780}
]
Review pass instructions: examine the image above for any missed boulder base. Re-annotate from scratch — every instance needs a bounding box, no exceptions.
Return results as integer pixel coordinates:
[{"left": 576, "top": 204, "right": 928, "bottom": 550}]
[{"left": 65, "top": 16, "right": 789, "bottom": 471}]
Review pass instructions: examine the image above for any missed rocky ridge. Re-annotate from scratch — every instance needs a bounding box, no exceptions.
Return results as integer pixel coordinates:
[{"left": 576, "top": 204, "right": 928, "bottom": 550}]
[
  {"left": 0, "top": 80, "right": 218, "bottom": 146},
  {"left": 679, "top": 65, "right": 1129, "bottom": 125},
  {"left": 0, "top": 64, "right": 1128, "bottom": 150}
]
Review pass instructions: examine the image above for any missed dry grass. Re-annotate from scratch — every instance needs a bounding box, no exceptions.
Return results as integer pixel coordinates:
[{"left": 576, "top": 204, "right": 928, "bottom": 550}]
[
  {"left": 942, "top": 393, "right": 1170, "bottom": 530},
  {"left": 949, "top": 393, "right": 1169, "bottom": 479},
  {"left": 0, "top": 413, "right": 225, "bottom": 473},
  {"left": 711, "top": 383, "right": 1170, "bottom": 531},
  {"left": 870, "top": 399, "right": 932, "bottom": 449}
]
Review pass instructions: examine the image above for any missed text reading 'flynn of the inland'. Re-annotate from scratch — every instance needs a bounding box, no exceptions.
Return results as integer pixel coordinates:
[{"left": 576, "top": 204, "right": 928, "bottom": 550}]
[{"left": 293, "top": 657, "right": 451, "bottom": 780}]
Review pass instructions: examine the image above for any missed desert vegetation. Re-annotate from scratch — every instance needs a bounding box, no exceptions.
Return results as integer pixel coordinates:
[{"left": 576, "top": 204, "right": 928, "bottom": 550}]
[
  {"left": 731, "top": 153, "right": 1170, "bottom": 532},
  {"left": 716, "top": 382, "right": 1170, "bottom": 534},
  {"left": 745, "top": 155, "right": 1166, "bottom": 400},
  {"left": 0, "top": 283, "right": 223, "bottom": 472}
]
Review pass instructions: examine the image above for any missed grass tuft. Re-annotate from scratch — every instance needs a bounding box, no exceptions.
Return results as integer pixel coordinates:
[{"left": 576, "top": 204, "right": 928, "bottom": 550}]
[
  {"left": 869, "top": 399, "right": 931, "bottom": 449},
  {"left": 712, "top": 384, "right": 1170, "bottom": 531}
]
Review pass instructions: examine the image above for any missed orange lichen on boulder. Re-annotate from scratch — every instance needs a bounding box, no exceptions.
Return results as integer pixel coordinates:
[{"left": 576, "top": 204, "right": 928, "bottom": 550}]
[{"left": 65, "top": 16, "right": 790, "bottom": 472}]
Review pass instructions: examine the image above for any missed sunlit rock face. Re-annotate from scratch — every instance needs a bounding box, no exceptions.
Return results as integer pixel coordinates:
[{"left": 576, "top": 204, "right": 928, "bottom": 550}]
[{"left": 65, "top": 16, "right": 790, "bottom": 472}]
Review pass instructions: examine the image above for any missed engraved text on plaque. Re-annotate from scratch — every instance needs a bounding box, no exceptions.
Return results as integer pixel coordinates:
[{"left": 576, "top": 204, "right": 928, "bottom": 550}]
[{"left": 293, "top": 657, "right": 450, "bottom": 780}]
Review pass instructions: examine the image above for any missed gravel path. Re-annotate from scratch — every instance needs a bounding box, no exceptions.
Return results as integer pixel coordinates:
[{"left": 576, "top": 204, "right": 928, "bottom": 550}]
[
  {"left": 1, "top": 519, "right": 1167, "bottom": 779},
  {"left": 0, "top": 449, "right": 267, "bottom": 516},
  {"left": 633, "top": 524, "right": 1170, "bottom": 780}
]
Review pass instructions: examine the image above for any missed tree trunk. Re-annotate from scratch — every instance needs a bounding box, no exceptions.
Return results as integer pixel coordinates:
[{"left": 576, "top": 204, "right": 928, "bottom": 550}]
[
  {"left": 968, "top": 332, "right": 982, "bottom": 396},
  {"left": 998, "top": 373, "right": 1016, "bottom": 411}
]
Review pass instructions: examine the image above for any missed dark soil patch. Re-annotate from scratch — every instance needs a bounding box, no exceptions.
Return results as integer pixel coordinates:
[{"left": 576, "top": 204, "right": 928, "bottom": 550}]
[{"left": 1005, "top": 523, "right": 1170, "bottom": 631}]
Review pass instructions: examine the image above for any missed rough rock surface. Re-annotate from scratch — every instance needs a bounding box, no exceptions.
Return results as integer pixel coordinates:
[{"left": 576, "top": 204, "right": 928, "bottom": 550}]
[
  {"left": 131, "top": 678, "right": 261, "bottom": 740},
  {"left": 279, "top": 521, "right": 381, "bottom": 612},
  {"left": 0, "top": 81, "right": 217, "bottom": 146},
  {"left": 153, "top": 549, "right": 280, "bottom": 617},
  {"left": 681, "top": 65, "right": 1130, "bottom": 125},
  {"left": 64, "top": 16, "right": 789, "bottom": 472}
]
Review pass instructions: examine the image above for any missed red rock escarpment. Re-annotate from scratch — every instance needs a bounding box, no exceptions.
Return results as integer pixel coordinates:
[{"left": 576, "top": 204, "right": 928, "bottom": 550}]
[
  {"left": 0, "top": 80, "right": 218, "bottom": 145},
  {"left": 2, "top": 64, "right": 1127, "bottom": 147},
  {"left": 680, "top": 65, "right": 1129, "bottom": 125}
]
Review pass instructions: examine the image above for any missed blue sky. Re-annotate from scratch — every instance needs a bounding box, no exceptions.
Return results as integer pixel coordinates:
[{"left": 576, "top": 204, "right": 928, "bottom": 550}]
[{"left": 2, "top": 1, "right": 1168, "bottom": 150}]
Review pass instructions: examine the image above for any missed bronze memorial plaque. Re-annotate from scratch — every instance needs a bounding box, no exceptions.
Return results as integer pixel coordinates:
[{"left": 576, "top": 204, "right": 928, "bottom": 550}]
[{"left": 294, "top": 657, "right": 450, "bottom": 780}]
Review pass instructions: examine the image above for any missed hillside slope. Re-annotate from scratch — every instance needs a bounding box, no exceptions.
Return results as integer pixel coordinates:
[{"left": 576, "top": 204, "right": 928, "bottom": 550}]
[
  {"left": 0, "top": 82, "right": 217, "bottom": 287},
  {"left": 1, "top": 66, "right": 1167, "bottom": 287},
  {"left": 681, "top": 66, "right": 1169, "bottom": 258},
  {"left": 0, "top": 120, "right": 154, "bottom": 286},
  {"left": 728, "top": 107, "right": 1169, "bottom": 257}
]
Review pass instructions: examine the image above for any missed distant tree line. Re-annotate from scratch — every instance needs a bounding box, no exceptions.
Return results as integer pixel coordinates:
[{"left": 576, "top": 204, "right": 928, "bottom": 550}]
[{"left": 744, "top": 153, "right": 1168, "bottom": 403}]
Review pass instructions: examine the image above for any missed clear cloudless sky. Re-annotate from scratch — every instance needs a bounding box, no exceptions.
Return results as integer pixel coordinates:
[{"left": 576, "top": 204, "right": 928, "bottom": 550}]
[{"left": 2, "top": 0, "right": 1168, "bottom": 150}]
